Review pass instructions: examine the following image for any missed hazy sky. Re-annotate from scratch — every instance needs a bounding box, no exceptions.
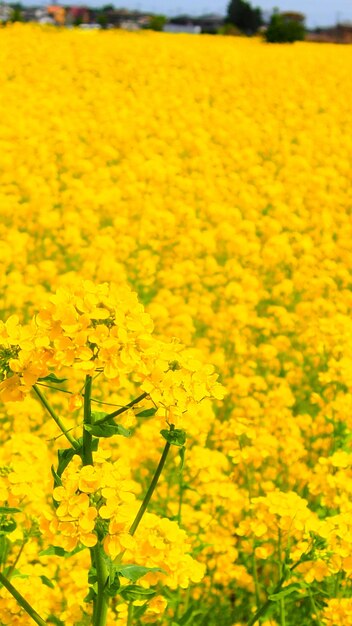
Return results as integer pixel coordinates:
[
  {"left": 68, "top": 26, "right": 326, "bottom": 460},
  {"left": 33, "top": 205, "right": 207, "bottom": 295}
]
[{"left": 108, "top": 0, "right": 350, "bottom": 27}]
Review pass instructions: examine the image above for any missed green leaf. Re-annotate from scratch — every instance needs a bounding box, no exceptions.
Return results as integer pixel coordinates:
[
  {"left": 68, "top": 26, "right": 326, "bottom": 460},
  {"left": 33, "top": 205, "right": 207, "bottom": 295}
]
[
  {"left": 160, "top": 429, "right": 186, "bottom": 447},
  {"left": 117, "top": 564, "right": 165, "bottom": 583},
  {"left": 39, "top": 546, "right": 67, "bottom": 557},
  {"left": 38, "top": 374, "right": 67, "bottom": 383},
  {"left": 84, "top": 422, "right": 131, "bottom": 438},
  {"left": 178, "top": 607, "right": 205, "bottom": 625},
  {"left": 88, "top": 567, "right": 97, "bottom": 585},
  {"left": 0, "top": 518, "right": 16, "bottom": 534},
  {"left": 269, "top": 583, "right": 306, "bottom": 601},
  {"left": 178, "top": 446, "right": 186, "bottom": 472},
  {"left": 84, "top": 587, "right": 97, "bottom": 603},
  {"left": 91, "top": 411, "right": 108, "bottom": 422},
  {"left": 120, "top": 585, "right": 157, "bottom": 602},
  {"left": 40, "top": 575, "right": 55, "bottom": 589},
  {"left": 133, "top": 604, "right": 149, "bottom": 620},
  {"left": 51, "top": 465, "right": 62, "bottom": 488},
  {"left": 106, "top": 571, "right": 120, "bottom": 597},
  {"left": 136, "top": 408, "right": 157, "bottom": 418},
  {"left": 0, "top": 507, "right": 21, "bottom": 514},
  {"left": 39, "top": 545, "right": 85, "bottom": 558},
  {"left": 57, "top": 447, "right": 80, "bottom": 479}
]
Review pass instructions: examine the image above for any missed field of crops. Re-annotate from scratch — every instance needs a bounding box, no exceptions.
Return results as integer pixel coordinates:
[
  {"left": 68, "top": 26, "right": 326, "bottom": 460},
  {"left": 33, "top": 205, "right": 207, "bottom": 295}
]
[{"left": 1, "top": 23, "right": 352, "bottom": 626}]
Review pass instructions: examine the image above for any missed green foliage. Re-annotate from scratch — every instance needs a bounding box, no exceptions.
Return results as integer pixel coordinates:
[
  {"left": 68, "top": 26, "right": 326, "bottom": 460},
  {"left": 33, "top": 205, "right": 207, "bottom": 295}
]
[
  {"left": 264, "top": 12, "right": 305, "bottom": 43},
  {"left": 148, "top": 14, "right": 167, "bottom": 31},
  {"left": 217, "top": 22, "right": 242, "bottom": 36},
  {"left": 97, "top": 13, "right": 108, "bottom": 29},
  {"left": 226, "top": 0, "right": 262, "bottom": 35},
  {"left": 160, "top": 428, "right": 186, "bottom": 446},
  {"left": 39, "top": 545, "right": 85, "bottom": 558},
  {"left": 135, "top": 408, "right": 157, "bottom": 418},
  {"left": 120, "top": 584, "right": 157, "bottom": 601},
  {"left": 0, "top": 506, "right": 21, "bottom": 514},
  {"left": 116, "top": 563, "right": 165, "bottom": 582},
  {"left": 84, "top": 421, "right": 131, "bottom": 438},
  {"left": 38, "top": 374, "right": 67, "bottom": 383},
  {"left": 10, "top": 6, "right": 22, "bottom": 22}
]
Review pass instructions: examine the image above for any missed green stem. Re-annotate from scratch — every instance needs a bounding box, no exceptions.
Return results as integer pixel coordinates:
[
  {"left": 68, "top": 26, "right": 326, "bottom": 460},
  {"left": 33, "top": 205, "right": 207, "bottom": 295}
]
[
  {"left": 93, "top": 544, "right": 109, "bottom": 626},
  {"left": 129, "top": 425, "right": 174, "bottom": 536},
  {"left": 247, "top": 559, "right": 302, "bottom": 626},
  {"left": 6, "top": 538, "right": 27, "bottom": 579},
  {"left": 334, "top": 570, "right": 342, "bottom": 597},
  {"left": 82, "top": 375, "right": 93, "bottom": 466},
  {"left": 308, "top": 588, "right": 323, "bottom": 626},
  {"left": 32, "top": 384, "right": 80, "bottom": 449},
  {"left": 177, "top": 470, "right": 184, "bottom": 526},
  {"left": 0, "top": 571, "right": 47, "bottom": 626},
  {"left": 280, "top": 598, "right": 286, "bottom": 626},
  {"left": 36, "top": 382, "right": 72, "bottom": 395},
  {"left": 247, "top": 574, "right": 286, "bottom": 626},
  {"left": 95, "top": 392, "right": 148, "bottom": 424},
  {"left": 127, "top": 602, "right": 134, "bottom": 626},
  {"left": 252, "top": 552, "right": 261, "bottom": 618},
  {"left": 81, "top": 376, "right": 109, "bottom": 626}
]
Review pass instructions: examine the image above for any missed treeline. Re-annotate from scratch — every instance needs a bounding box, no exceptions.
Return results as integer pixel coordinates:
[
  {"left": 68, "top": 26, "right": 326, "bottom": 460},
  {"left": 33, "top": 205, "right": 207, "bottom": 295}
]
[
  {"left": 2, "top": 0, "right": 306, "bottom": 42},
  {"left": 225, "top": 0, "right": 305, "bottom": 42}
]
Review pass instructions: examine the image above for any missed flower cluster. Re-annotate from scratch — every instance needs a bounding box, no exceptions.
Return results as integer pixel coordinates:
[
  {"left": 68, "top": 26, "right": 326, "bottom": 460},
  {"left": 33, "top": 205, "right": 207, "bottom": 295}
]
[{"left": 0, "top": 281, "right": 224, "bottom": 428}]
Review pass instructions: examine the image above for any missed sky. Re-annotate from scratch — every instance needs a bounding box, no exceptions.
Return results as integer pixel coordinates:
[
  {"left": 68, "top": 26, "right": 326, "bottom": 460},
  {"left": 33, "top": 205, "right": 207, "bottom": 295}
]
[{"left": 99, "top": 0, "right": 351, "bottom": 28}]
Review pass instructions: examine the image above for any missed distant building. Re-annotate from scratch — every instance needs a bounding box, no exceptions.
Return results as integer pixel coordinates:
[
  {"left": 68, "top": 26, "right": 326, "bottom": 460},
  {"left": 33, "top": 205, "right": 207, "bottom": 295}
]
[
  {"left": 164, "top": 13, "right": 223, "bottom": 34},
  {"left": 163, "top": 23, "right": 201, "bottom": 34},
  {"left": 100, "top": 9, "right": 150, "bottom": 29},
  {"left": 66, "top": 6, "right": 91, "bottom": 26},
  {"left": 0, "top": 4, "right": 12, "bottom": 21},
  {"left": 197, "top": 13, "right": 224, "bottom": 33},
  {"left": 306, "top": 23, "right": 352, "bottom": 43},
  {"left": 47, "top": 5, "right": 66, "bottom": 25},
  {"left": 119, "top": 19, "right": 140, "bottom": 30}
]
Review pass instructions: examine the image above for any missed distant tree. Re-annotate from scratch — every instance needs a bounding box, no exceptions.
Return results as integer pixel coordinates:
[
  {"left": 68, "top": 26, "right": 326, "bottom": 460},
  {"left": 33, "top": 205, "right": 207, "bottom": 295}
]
[
  {"left": 11, "top": 6, "right": 22, "bottom": 21},
  {"left": 218, "top": 22, "right": 242, "bottom": 35},
  {"left": 102, "top": 4, "right": 114, "bottom": 10},
  {"left": 97, "top": 11, "right": 108, "bottom": 28},
  {"left": 148, "top": 14, "right": 166, "bottom": 31},
  {"left": 264, "top": 9, "right": 305, "bottom": 43},
  {"left": 227, "top": 0, "right": 262, "bottom": 35}
]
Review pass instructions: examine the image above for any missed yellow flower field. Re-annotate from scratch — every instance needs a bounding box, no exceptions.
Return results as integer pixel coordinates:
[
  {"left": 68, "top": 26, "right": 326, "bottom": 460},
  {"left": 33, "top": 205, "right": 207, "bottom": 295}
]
[{"left": 1, "top": 23, "right": 352, "bottom": 626}]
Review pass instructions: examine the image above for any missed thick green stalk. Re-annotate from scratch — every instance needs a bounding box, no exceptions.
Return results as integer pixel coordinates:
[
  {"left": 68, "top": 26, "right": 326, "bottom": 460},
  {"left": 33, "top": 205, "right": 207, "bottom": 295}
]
[
  {"left": 81, "top": 375, "right": 109, "bottom": 626},
  {"left": 129, "top": 425, "right": 174, "bottom": 536},
  {"left": 82, "top": 375, "right": 93, "bottom": 466},
  {"left": 93, "top": 544, "right": 109, "bottom": 626},
  {"left": 32, "top": 384, "right": 80, "bottom": 449},
  {"left": 0, "top": 571, "right": 47, "bottom": 626},
  {"left": 127, "top": 602, "right": 134, "bottom": 626}
]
